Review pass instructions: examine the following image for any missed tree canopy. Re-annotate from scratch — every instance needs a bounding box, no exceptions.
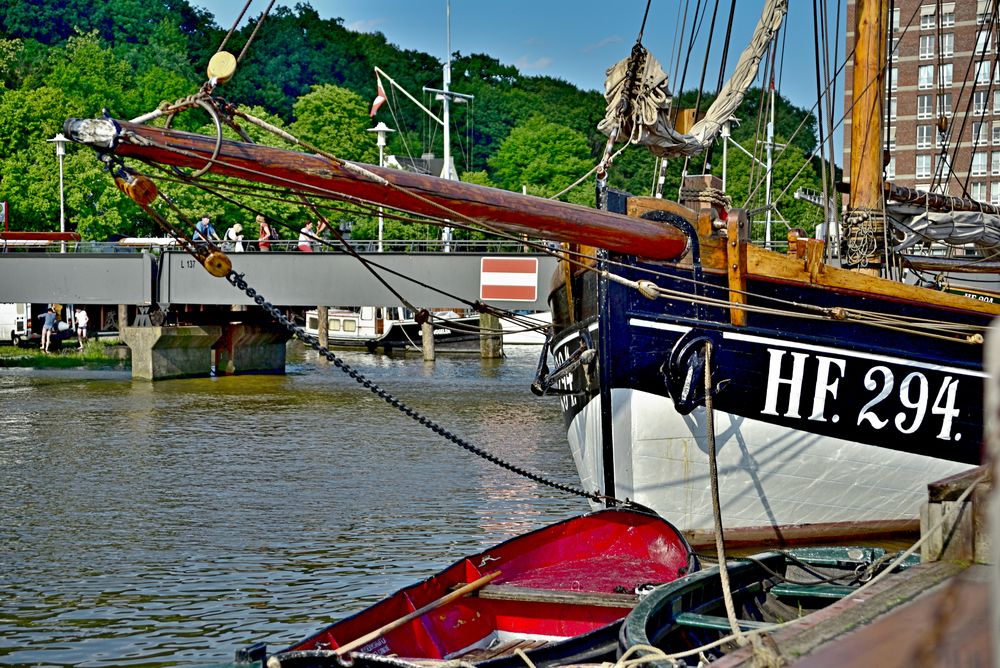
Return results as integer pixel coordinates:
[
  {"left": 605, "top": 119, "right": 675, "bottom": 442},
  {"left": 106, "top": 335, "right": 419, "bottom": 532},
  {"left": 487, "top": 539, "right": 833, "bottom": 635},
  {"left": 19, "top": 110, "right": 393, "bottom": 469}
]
[{"left": 0, "top": 0, "right": 829, "bottom": 242}]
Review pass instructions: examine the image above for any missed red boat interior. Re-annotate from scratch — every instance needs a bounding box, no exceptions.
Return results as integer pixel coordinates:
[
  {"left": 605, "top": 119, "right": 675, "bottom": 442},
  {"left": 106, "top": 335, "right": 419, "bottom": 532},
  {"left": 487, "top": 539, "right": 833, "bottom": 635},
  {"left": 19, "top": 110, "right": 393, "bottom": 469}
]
[{"left": 287, "top": 510, "right": 692, "bottom": 662}]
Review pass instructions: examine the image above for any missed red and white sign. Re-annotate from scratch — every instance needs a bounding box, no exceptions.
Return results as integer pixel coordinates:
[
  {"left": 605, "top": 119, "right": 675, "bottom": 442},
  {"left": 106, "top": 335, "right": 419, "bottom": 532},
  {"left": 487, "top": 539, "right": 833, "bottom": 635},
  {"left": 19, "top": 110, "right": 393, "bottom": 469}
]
[{"left": 480, "top": 257, "right": 538, "bottom": 302}]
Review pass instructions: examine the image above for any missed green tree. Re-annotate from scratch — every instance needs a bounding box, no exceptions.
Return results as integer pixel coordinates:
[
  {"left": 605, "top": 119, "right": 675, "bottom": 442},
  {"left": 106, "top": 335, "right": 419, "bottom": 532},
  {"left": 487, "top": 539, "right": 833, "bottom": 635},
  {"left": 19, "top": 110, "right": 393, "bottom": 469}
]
[
  {"left": 289, "top": 83, "right": 378, "bottom": 163},
  {"left": 488, "top": 114, "right": 594, "bottom": 205}
]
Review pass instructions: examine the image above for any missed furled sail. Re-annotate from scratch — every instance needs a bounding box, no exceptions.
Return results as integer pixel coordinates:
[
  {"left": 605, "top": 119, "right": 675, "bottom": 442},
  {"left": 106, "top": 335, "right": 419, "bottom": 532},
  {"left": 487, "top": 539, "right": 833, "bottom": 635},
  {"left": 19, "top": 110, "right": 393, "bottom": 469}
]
[
  {"left": 887, "top": 204, "right": 1000, "bottom": 253},
  {"left": 598, "top": 0, "right": 788, "bottom": 157}
]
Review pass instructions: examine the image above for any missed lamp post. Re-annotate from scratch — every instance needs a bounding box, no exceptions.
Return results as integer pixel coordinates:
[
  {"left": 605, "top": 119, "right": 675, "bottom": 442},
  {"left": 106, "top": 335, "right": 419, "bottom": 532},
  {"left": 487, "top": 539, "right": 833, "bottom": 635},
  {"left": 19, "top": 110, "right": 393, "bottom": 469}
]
[
  {"left": 367, "top": 122, "right": 395, "bottom": 252},
  {"left": 47, "top": 133, "right": 67, "bottom": 253}
]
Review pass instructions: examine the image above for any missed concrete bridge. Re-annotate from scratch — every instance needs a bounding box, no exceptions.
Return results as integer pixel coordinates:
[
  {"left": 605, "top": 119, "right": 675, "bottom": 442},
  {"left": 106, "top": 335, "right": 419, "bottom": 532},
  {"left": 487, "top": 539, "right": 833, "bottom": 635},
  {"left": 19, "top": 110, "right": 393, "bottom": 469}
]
[{"left": 0, "top": 240, "right": 558, "bottom": 379}]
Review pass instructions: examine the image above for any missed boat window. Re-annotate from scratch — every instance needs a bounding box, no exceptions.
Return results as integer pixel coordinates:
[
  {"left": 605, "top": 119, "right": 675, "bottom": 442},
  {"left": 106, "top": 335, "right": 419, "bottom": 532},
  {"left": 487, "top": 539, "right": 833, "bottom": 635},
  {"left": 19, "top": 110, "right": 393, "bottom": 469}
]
[
  {"left": 344, "top": 319, "right": 357, "bottom": 332},
  {"left": 330, "top": 319, "right": 342, "bottom": 332},
  {"left": 307, "top": 315, "right": 318, "bottom": 329}
]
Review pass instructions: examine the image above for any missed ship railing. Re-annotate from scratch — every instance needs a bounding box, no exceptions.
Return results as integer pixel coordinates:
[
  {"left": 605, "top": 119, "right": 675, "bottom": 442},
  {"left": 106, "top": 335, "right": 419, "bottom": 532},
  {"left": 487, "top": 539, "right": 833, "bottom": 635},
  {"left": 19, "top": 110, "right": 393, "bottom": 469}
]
[{"left": 0, "top": 238, "right": 544, "bottom": 255}]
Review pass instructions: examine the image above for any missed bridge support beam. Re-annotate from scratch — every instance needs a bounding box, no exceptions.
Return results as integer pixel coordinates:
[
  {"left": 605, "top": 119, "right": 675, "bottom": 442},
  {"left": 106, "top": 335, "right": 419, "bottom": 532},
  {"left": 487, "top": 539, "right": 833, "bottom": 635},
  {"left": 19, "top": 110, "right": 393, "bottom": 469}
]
[
  {"left": 479, "top": 312, "right": 503, "bottom": 359},
  {"left": 214, "top": 323, "right": 291, "bottom": 376},
  {"left": 121, "top": 325, "right": 222, "bottom": 381}
]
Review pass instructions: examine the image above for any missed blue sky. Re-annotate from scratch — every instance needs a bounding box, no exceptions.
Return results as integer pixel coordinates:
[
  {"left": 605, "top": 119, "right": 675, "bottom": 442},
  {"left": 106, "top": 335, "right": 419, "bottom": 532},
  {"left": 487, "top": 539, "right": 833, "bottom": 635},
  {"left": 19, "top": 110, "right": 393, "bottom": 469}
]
[{"left": 191, "top": 1, "right": 845, "bottom": 153}]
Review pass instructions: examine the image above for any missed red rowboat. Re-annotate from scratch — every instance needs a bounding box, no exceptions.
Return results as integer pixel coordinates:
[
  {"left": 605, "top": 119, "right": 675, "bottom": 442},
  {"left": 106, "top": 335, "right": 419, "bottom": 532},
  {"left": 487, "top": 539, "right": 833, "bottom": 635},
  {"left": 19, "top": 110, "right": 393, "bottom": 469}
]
[{"left": 249, "top": 508, "right": 695, "bottom": 668}]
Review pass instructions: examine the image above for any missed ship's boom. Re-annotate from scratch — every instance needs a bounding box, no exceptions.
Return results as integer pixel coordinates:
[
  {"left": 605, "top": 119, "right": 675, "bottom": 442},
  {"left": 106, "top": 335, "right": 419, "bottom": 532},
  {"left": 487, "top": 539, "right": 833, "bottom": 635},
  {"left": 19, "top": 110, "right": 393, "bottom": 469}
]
[{"left": 64, "top": 117, "right": 688, "bottom": 261}]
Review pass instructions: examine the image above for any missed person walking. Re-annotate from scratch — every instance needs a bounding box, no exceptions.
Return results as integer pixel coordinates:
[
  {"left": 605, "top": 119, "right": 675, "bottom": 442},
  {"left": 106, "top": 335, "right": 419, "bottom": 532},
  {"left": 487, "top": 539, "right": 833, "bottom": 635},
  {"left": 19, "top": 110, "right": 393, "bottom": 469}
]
[
  {"left": 38, "top": 307, "right": 56, "bottom": 353},
  {"left": 75, "top": 307, "right": 89, "bottom": 350},
  {"left": 298, "top": 221, "right": 315, "bottom": 252},
  {"left": 257, "top": 214, "right": 277, "bottom": 252}
]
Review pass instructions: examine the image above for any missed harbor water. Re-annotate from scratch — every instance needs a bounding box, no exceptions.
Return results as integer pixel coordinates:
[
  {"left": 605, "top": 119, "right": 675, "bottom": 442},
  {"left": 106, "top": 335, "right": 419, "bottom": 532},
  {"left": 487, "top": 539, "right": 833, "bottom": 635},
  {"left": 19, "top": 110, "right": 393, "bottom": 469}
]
[{"left": 0, "top": 344, "right": 586, "bottom": 666}]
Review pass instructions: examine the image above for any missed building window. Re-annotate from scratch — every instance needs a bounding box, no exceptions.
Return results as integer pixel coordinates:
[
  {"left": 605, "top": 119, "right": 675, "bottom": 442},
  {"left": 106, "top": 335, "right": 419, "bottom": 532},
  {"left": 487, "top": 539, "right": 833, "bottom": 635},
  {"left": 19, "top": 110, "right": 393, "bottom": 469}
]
[
  {"left": 916, "top": 154, "right": 932, "bottom": 178},
  {"left": 919, "top": 65, "right": 934, "bottom": 89},
  {"left": 884, "top": 125, "right": 897, "bottom": 150},
  {"left": 940, "top": 63, "right": 953, "bottom": 87},
  {"left": 889, "top": 97, "right": 897, "bottom": 121},
  {"left": 975, "top": 121, "right": 989, "bottom": 145},
  {"left": 941, "top": 3, "right": 955, "bottom": 27},
  {"left": 886, "top": 156, "right": 896, "bottom": 179},
  {"left": 975, "top": 90, "right": 989, "bottom": 115},
  {"left": 920, "top": 34, "right": 935, "bottom": 59},
  {"left": 938, "top": 93, "right": 953, "bottom": 117},
  {"left": 890, "top": 67, "right": 898, "bottom": 91},
  {"left": 992, "top": 151, "right": 1000, "bottom": 175},
  {"left": 894, "top": 7, "right": 902, "bottom": 31},
  {"left": 920, "top": 5, "right": 935, "bottom": 29},
  {"left": 993, "top": 122, "right": 1000, "bottom": 145},
  {"left": 917, "top": 124, "right": 933, "bottom": 148},
  {"left": 992, "top": 181, "right": 1000, "bottom": 204},
  {"left": 971, "top": 182, "right": 987, "bottom": 201},
  {"left": 977, "top": 61, "right": 992, "bottom": 85},
  {"left": 972, "top": 152, "right": 988, "bottom": 176},
  {"left": 917, "top": 94, "right": 933, "bottom": 119},
  {"left": 978, "top": 0, "right": 993, "bottom": 24},
  {"left": 977, "top": 31, "right": 991, "bottom": 55},
  {"left": 940, "top": 33, "right": 955, "bottom": 57}
]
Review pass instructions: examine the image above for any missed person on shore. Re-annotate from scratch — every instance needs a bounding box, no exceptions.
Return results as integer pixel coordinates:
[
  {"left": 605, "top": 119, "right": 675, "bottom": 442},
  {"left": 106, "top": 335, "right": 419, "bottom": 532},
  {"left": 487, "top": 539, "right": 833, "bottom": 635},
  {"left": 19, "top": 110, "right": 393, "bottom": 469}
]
[
  {"left": 75, "top": 307, "right": 89, "bottom": 350},
  {"left": 298, "top": 221, "right": 315, "bottom": 252},
  {"left": 193, "top": 215, "right": 219, "bottom": 245},
  {"left": 257, "top": 214, "right": 277, "bottom": 252},
  {"left": 38, "top": 307, "right": 56, "bottom": 353},
  {"left": 223, "top": 223, "right": 244, "bottom": 252}
]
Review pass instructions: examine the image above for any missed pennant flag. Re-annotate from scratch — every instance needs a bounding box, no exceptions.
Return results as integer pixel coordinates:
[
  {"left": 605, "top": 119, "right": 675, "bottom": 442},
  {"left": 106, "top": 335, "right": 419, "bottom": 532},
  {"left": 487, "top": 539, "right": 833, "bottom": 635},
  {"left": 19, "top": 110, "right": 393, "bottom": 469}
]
[
  {"left": 480, "top": 257, "right": 538, "bottom": 302},
  {"left": 370, "top": 76, "right": 387, "bottom": 117}
]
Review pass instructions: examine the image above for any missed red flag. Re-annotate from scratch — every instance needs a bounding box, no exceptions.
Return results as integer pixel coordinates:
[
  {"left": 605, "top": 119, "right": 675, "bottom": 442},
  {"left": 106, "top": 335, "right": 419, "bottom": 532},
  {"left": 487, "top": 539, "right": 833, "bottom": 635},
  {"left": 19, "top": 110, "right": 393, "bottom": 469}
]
[{"left": 370, "top": 77, "right": 387, "bottom": 117}]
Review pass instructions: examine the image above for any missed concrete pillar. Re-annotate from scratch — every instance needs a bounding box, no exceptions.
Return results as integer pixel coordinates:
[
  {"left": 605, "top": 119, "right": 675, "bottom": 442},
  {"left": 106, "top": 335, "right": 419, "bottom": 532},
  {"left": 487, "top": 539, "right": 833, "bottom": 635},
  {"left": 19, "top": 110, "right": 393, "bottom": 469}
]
[
  {"left": 214, "top": 323, "right": 291, "bottom": 376},
  {"left": 479, "top": 312, "right": 503, "bottom": 359},
  {"left": 120, "top": 325, "right": 222, "bottom": 381},
  {"left": 421, "top": 320, "right": 435, "bottom": 361}
]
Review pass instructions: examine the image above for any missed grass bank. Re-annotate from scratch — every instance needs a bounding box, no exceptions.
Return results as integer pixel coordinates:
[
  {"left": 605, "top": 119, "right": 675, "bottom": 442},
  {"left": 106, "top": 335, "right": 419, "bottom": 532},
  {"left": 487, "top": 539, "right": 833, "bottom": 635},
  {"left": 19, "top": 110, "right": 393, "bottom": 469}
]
[{"left": 0, "top": 338, "right": 129, "bottom": 368}]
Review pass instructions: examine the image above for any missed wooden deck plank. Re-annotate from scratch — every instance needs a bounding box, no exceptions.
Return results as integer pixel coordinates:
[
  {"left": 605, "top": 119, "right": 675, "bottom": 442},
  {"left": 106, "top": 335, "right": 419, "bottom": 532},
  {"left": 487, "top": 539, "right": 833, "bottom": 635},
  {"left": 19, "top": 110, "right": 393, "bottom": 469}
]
[{"left": 476, "top": 584, "right": 637, "bottom": 607}]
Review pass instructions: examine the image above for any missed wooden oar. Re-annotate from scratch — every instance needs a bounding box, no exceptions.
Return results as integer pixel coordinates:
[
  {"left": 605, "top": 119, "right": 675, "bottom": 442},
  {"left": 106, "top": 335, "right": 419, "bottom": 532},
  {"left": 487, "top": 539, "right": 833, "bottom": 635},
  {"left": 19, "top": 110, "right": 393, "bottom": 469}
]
[{"left": 335, "top": 571, "right": 501, "bottom": 656}]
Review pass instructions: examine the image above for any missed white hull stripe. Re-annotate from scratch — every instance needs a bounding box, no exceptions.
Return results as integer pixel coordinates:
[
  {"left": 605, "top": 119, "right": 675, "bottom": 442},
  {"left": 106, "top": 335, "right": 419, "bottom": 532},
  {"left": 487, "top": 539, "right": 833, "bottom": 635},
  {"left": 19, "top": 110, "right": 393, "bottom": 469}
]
[{"left": 629, "top": 318, "right": 985, "bottom": 378}]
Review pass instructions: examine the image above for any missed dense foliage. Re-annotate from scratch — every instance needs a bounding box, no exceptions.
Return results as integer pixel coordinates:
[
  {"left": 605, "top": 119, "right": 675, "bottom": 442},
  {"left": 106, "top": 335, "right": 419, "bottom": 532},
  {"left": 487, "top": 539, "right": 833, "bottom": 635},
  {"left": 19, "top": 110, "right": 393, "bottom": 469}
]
[{"left": 0, "top": 0, "right": 831, "bottom": 240}]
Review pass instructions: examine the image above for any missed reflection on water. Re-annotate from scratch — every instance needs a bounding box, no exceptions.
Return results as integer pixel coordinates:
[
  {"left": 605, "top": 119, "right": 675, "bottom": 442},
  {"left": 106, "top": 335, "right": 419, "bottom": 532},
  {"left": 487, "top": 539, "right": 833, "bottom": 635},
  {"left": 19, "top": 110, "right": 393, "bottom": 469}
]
[{"left": 0, "top": 344, "right": 586, "bottom": 666}]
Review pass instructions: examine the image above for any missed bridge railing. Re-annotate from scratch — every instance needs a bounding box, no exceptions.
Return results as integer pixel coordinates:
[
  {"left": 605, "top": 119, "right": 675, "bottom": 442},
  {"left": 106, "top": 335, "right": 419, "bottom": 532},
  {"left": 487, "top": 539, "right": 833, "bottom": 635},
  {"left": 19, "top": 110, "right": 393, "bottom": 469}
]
[{"left": 1, "top": 238, "right": 545, "bottom": 254}]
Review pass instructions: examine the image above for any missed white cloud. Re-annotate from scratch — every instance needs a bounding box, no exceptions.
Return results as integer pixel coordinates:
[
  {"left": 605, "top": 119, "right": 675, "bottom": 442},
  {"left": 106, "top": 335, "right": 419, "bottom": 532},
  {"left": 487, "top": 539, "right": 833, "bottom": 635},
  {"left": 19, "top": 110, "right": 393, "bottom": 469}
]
[
  {"left": 514, "top": 55, "right": 554, "bottom": 71},
  {"left": 583, "top": 35, "right": 623, "bottom": 53},
  {"left": 347, "top": 18, "right": 385, "bottom": 33}
]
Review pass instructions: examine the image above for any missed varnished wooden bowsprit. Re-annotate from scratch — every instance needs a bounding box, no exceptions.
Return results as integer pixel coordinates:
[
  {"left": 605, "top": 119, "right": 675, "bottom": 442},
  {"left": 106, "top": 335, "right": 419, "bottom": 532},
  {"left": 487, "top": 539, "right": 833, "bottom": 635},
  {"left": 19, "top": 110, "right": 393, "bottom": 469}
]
[{"left": 63, "top": 117, "right": 689, "bottom": 261}]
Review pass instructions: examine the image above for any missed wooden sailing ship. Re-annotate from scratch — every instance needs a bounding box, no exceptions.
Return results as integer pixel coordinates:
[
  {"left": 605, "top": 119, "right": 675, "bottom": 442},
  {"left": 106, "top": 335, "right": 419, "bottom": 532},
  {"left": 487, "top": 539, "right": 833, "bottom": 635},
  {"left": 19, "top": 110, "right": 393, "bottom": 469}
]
[{"left": 63, "top": 0, "right": 996, "bottom": 537}]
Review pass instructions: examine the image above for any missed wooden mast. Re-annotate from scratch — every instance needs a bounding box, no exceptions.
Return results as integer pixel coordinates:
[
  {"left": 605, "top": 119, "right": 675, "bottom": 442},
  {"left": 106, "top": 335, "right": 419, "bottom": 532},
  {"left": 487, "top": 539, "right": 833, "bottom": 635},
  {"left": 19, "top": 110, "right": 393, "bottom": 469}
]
[{"left": 846, "top": 0, "right": 889, "bottom": 273}]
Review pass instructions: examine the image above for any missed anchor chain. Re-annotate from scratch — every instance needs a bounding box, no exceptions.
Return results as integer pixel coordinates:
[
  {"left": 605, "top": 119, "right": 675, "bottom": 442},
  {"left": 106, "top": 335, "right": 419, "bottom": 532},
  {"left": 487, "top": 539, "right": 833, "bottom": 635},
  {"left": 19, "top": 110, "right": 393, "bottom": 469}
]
[{"left": 224, "top": 269, "right": 607, "bottom": 504}]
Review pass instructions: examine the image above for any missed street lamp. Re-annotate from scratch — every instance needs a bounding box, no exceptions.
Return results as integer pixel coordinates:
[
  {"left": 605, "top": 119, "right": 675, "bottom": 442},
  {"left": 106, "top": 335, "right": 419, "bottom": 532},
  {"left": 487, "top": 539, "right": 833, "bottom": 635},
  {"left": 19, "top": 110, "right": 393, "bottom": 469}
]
[
  {"left": 47, "top": 133, "right": 67, "bottom": 253},
  {"left": 367, "top": 122, "right": 395, "bottom": 252}
]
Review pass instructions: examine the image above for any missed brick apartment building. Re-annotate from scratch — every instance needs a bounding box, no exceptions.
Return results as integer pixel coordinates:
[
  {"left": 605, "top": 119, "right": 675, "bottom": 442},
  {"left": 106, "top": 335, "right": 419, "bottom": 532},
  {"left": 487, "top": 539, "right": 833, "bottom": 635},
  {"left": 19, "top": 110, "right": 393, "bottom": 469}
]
[{"left": 845, "top": 1, "right": 1000, "bottom": 203}]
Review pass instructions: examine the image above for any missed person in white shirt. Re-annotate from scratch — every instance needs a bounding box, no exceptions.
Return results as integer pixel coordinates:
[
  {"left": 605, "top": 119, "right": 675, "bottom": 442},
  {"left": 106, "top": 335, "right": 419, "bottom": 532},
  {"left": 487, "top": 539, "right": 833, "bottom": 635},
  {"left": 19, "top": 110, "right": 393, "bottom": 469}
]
[
  {"left": 75, "top": 307, "right": 89, "bottom": 350},
  {"left": 223, "top": 223, "right": 244, "bottom": 252}
]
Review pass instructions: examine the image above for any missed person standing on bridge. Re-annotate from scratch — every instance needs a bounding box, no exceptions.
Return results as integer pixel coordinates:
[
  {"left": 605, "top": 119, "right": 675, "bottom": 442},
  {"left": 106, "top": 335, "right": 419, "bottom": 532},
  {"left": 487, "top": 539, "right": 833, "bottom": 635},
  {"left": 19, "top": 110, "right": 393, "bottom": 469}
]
[
  {"left": 38, "top": 307, "right": 56, "bottom": 353},
  {"left": 298, "top": 220, "right": 315, "bottom": 252},
  {"left": 193, "top": 215, "right": 220, "bottom": 245},
  {"left": 257, "top": 214, "right": 277, "bottom": 252},
  {"left": 223, "top": 223, "right": 244, "bottom": 252}
]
